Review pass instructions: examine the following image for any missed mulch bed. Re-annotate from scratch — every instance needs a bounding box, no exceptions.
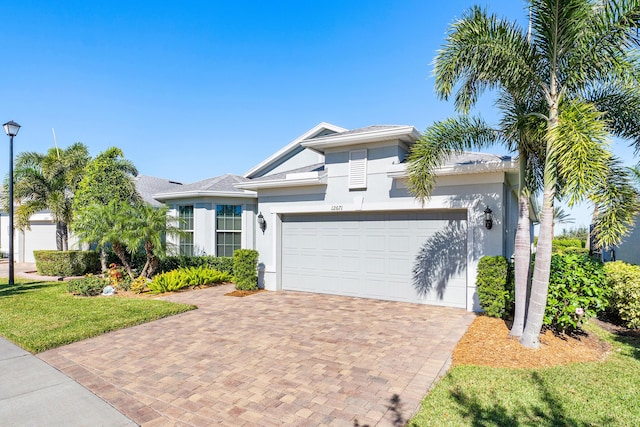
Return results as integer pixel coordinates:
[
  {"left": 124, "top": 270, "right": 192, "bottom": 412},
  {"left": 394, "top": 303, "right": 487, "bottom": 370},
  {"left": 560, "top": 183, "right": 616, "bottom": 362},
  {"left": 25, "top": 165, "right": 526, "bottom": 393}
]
[
  {"left": 224, "top": 289, "right": 267, "bottom": 297},
  {"left": 453, "top": 315, "right": 613, "bottom": 369}
]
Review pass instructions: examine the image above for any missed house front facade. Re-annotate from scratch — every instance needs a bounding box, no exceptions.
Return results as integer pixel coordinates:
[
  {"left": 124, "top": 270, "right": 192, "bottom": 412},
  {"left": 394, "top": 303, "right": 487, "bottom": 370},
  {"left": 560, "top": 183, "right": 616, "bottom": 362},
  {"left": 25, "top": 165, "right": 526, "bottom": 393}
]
[{"left": 155, "top": 122, "right": 524, "bottom": 312}]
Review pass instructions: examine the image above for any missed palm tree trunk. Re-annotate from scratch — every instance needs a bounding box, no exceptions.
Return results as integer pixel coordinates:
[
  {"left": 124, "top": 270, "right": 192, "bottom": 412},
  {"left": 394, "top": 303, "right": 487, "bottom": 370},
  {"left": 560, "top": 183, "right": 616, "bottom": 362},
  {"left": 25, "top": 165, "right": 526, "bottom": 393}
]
[
  {"left": 112, "top": 241, "right": 134, "bottom": 279},
  {"left": 510, "top": 183, "right": 531, "bottom": 337},
  {"left": 99, "top": 247, "right": 107, "bottom": 273},
  {"left": 140, "top": 241, "right": 158, "bottom": 279},
  {"left": 520, "top": 88, "right": 559, "bottom": 348}
]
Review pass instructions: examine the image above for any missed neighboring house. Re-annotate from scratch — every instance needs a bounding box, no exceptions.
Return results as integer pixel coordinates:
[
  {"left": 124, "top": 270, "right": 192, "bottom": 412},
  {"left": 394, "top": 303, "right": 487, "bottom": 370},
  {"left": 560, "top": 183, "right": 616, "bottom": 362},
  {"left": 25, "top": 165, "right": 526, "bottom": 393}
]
[
  {"left": 0, "top": 176, "right": 184, "bottom": 263},
  {"left": 155, "top": 122, "right": 526, "bottom": 311}
]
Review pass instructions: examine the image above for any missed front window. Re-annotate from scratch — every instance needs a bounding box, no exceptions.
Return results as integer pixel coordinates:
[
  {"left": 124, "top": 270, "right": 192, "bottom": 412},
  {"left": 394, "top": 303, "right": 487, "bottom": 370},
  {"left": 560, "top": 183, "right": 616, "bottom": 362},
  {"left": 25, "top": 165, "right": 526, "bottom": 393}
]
[
  {"left": 216, "top": 205, "right": 242, "bottom": 257},
  {"left": 178, "top": 205, "right": 194, "bottom": 256}
]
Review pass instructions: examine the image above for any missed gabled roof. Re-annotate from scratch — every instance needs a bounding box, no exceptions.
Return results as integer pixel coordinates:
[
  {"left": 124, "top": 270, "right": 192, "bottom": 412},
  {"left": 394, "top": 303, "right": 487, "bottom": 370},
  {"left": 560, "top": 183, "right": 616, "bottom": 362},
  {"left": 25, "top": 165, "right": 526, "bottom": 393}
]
[
  {"left": 135, "top": 175, "right": 186, "bottom": 206},
  {"left": 235, "top": 163, "right": 327, "bottom": 191},
  {"left": 301, "top": 124, "right": 421, "bottom": 151},
  {"left": 243, "top": 122, "right": 347, "bottom": 178},
  {"left": 154, "top": 174, "right": 256, "bottom": 201}
]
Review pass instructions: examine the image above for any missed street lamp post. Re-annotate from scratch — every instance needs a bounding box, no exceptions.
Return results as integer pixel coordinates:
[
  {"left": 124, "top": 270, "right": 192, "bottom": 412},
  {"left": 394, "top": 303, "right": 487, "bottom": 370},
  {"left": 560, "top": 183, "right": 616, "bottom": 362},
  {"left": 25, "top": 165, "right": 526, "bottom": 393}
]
[{"left": 3, "top": 120, "right": 20, "bottom": 286}]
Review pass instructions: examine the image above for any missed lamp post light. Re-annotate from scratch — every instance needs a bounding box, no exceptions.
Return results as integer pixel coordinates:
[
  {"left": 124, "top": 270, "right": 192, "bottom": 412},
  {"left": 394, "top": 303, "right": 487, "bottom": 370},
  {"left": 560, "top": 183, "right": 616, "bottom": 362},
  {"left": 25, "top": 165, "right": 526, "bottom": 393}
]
[{"left": 3, "top": 120, "right": 20, "bottom": 286}]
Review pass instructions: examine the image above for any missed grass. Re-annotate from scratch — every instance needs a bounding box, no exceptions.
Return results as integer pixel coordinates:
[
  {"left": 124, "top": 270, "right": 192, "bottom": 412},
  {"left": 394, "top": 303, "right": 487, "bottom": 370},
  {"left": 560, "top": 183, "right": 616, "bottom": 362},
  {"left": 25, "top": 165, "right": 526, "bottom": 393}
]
[
  {"left": 0, "top": 279, "right": 196, "bottom": 353},
  {"left": 408, "top": 323, "right": 640, "bottom": 427}
]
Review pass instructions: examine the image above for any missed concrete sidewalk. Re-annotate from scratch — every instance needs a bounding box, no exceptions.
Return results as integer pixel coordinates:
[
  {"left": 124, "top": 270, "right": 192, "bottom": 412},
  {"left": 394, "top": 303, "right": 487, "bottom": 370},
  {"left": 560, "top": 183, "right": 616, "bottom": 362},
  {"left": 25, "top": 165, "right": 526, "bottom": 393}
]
[
  {"left": 0, "top": 339, "right": 136, "bottom": 426},
  {"left": 0, "top": 263, "right": 137, "bottom": 426}
]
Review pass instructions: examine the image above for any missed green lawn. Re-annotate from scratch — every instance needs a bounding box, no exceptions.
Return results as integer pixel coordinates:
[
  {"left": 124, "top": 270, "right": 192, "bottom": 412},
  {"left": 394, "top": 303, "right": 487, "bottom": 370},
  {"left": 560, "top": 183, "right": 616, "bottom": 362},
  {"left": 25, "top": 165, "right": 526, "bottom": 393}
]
[
  {"left": 409, "top": 324, "right": 640, "bottom": 427},
  {"left": 0, "top": 279, "right": 196, "bottom": 353}
]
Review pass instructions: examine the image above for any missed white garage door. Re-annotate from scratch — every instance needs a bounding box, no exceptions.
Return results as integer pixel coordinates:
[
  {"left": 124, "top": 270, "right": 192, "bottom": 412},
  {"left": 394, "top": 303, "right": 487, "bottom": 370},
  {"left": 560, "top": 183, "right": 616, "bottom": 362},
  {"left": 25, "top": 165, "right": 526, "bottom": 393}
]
[
  {"left": 281, "top": 211, "right": 467, "bottom": 308},
  {"left": 23, "top": 222, "right": 57, "bottom": 263}
]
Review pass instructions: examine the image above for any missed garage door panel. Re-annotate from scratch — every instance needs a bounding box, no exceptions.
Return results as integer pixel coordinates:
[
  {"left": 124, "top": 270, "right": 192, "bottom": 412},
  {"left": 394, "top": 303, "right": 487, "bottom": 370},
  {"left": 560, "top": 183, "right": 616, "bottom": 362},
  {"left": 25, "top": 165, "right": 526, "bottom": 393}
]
[{"left": 282, "top": 212, "right": 467, "bottom": 308}]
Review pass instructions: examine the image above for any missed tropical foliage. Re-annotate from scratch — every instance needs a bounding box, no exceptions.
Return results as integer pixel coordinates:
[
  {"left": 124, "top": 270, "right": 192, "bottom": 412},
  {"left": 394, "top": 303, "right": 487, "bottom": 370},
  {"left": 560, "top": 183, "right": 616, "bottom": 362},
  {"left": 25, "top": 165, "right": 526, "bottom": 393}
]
[
  {"left": 3, "top": 143, "right": 90, "bottom": 250},
  {"left": 604, "top": 260, "right": 640, "bottom": 328},
  {"left": 148, "top": 267, "right": 231, "bottom": 294},
  {"left": 545, "top": 254, "right": 608, "bottom": 332},
  {"left": 409, "top": 0, "right": 640, "bottom": 348}
]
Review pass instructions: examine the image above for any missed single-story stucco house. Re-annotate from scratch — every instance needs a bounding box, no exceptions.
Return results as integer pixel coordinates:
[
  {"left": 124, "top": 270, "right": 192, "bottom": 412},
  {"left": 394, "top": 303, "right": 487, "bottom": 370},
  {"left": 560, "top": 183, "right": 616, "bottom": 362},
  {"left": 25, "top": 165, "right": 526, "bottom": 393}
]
[{"left": 154, "top": 122, "right": 527, "bottom": 311}]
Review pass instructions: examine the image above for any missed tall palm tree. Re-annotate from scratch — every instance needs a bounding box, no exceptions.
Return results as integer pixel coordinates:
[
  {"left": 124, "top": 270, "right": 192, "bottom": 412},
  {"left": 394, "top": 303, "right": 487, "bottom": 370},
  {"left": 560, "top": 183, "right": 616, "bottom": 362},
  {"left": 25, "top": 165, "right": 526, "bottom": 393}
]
[
  {"left": 4, "top": 143, "right": 90, "bottom": 251},
  {"left": 413, "top": 0, "right": 640, "bottom": 348},
  {"left": 408, "top": 94, "right": 545, "bottom": 338}
]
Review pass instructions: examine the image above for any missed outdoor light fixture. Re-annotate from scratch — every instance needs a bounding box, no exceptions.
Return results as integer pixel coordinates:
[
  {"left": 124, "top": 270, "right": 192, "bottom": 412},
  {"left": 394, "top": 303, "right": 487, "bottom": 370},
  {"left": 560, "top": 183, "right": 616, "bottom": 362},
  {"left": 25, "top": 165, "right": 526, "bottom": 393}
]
[
  {"left": 257, "top": 212, "right": 266, "bottom": 233},
  {"left": 484, "top": 206, "right": 493, "bottom": 230},
  {"left": 3, "top": 120, "right": 20, "bottom": 286}
]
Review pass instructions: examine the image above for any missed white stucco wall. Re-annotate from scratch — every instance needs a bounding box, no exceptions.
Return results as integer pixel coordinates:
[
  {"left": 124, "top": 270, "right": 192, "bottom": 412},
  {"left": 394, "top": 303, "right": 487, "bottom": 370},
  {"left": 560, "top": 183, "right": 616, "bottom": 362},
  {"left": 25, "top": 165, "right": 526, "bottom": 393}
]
[
  {"left": 166, "top": 198, "right": 256, "bottom": 257},
  {"left": 253, "top": 141, "right": 514, "bottom": 311}
]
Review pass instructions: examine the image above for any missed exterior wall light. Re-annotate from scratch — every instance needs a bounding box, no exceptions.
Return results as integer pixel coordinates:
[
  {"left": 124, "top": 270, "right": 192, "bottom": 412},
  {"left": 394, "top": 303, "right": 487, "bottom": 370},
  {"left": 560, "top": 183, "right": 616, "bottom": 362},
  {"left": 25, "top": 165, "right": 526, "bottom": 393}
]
[
  {"left": 3, "top": 120, "right": 20, "bottom": 286},
  {"left": 257, "top": 212, "right": 266, "bottom": 233},
  {"left": 484, "top": 206, "right": 493, "bottom": 230}
]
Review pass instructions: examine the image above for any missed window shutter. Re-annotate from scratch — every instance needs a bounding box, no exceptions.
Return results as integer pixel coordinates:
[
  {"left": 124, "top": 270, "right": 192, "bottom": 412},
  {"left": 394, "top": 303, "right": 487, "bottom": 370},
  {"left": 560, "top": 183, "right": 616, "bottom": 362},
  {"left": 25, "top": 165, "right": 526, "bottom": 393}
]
[{"left": 349, "top": 149, "right": 367, "bottom": 189}]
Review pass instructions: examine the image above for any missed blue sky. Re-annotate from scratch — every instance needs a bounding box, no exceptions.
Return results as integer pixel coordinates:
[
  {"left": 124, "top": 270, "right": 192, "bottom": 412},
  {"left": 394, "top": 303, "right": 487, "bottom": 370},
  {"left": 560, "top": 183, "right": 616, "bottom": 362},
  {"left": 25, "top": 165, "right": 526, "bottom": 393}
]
[{"left": 1, "top": 1, "right": 636, "bottom": 228}]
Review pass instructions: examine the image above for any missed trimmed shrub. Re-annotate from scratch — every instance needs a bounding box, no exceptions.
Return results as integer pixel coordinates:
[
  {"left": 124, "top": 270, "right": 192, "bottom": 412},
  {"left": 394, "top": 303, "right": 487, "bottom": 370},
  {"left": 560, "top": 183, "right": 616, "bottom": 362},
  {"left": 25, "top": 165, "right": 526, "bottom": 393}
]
[
  {"left": 545, "top": 253, "right": 608, "bottom": 332},
  {"left": 158, "top": 256, "right": 234, "bottom": 276},
  {"left": 555, "top": 246, "right": 589, "bottom": 256},
  {"left": 67, "top": 275, "right": 109, "bottom": 296},
  {"left": 603, "top": 261, "right": 640, "bottom": 329},
  {"left": 476, "top": 256, "right": 513, "bottom": 318},
  {"left": 34, "top": 250, "right": 100, "bottom": 277},
  {"left": 148, "top": 267, "right": 231, "bottom": 294},
  {"left": 552, "top": 239, "right": 586, "bottom": 252},
  {"left": 233, "top": 249, "right": 259, "bottom": 291}
]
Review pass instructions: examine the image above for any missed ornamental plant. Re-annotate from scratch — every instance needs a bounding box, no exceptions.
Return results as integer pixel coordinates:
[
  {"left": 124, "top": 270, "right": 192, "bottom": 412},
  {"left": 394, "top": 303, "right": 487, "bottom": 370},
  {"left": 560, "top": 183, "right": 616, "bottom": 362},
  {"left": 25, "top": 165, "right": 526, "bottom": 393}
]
[
  {"left": 603, "top": 261, "right": 640, "bottom": 329},
  {"left": 233, "top": 249, "right": 259, "bottom": 291},
  {"left": 544, "top": 253, "right": 608, "bottom": 332},
  {"left": 475, "top": 256, "right": 513, "bottom": 318}
]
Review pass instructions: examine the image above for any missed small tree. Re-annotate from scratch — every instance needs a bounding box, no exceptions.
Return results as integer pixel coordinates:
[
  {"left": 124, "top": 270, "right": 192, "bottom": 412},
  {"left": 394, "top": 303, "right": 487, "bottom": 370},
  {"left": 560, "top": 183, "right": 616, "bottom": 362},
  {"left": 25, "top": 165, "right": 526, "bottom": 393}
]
[
  {"left": 121, "top": 203, "right": 182, "bottom": 279},
  {"left": 72, "top": 147, "right": 140, "bottom": 271}
]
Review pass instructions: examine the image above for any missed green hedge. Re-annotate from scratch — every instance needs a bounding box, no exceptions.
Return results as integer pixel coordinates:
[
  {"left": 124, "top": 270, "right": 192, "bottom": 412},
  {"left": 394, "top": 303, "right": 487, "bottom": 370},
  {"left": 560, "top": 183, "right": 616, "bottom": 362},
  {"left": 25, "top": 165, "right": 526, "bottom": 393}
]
[
  {"left": 552, "top": 238, "right": 586, "bottom": 252},
  {"left": 233, "top": 249, "right": 259, "bottom": 291},
  {"left": 33, "top": 250, "right": 100, "bottom": 277},
  {"left": 158, "top": 256, "right": 234, "bottom": 276},
  {"left": 476, "top": 256, "right": 513, "bottom": 318},
  {"left": 604, "top": 261, "right": 640, "bottom": 329}
]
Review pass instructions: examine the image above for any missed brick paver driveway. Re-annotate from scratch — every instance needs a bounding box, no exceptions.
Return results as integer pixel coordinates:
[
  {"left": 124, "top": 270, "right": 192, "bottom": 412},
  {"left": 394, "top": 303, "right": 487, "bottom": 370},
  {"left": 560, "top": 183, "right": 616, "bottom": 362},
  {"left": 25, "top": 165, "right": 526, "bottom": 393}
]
[{"left": 40, "top": 284, "right": 474, "bottom": 426}]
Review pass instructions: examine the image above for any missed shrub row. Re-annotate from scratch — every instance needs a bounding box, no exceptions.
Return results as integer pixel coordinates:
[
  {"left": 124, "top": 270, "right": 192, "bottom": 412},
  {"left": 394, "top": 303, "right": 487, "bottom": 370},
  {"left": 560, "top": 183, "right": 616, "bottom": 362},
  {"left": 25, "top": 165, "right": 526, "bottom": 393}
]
[
  {"left": 34, "top": 250, "right": 100, "bottom": 277},
  {"left": 476, "top": 253, "right": 610, "bottom": 332},
  {"left": 158, "top": 256, "right": 234, "bottom": 276},
  {"left": 148, "top": 266, "right": 231, "bottom": 294}
]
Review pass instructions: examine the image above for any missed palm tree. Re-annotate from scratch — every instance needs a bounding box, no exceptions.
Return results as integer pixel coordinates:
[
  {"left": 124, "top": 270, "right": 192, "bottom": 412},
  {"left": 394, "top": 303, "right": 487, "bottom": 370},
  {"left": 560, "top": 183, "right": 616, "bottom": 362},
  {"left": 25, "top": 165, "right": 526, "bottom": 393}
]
[
  {"left": 73, "top": 200, "right": 135, "bottom": 277},
  {"left": 3, "top": 143, "right": 90, "bottom": 251},
  {"left": 120, "top": 203, "right": 182, "bottom": 278},
  {"left": 408, "top": 94, "right": 545, "bottom": 338},
  {"left": 413, "top": 1, "right": 640, "bottom": 348}
]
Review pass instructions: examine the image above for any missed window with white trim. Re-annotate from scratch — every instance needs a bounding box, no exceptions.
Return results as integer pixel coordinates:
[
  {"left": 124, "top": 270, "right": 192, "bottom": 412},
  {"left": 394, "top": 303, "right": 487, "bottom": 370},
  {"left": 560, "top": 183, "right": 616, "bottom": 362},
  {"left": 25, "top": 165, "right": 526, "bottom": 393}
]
[
  {"left": 349, "top": 149, "right": 367, "bottom": 189},
  {"left": 216, "top": 204, "right": 242, "bottom": 257},
  {"left": 178, "top": 205, "right": 194, "bottom": 256}
]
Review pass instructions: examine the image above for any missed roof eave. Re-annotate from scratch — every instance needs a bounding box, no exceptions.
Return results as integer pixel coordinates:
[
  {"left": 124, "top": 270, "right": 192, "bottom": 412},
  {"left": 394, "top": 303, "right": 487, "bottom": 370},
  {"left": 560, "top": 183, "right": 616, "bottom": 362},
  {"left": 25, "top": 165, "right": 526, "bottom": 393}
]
[
  {"left": 154, "top": 190, "right": 257, "bottom": 201},
  {"left": 301, "top": 126, "right": 421, "bottom": 151},
  {"left": 387, "top": 160, "right": 519, "bottom": 179}
]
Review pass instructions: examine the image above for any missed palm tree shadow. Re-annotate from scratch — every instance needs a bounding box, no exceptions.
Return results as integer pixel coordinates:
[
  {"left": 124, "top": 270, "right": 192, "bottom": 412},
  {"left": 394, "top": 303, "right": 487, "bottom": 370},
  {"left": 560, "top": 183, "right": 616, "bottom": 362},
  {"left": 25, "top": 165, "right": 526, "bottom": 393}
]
[
  {"left": 0, "top": 281, "right": 56, "bottom": 298},
  {"left": 441, "top": 372, "right": 616, "bottom": 427},
  {"left": 412, "top": 220, "right": 467, "bottom": 299},
  {"left": 353, "top": 393, "right": 406, "bottom": 427}
]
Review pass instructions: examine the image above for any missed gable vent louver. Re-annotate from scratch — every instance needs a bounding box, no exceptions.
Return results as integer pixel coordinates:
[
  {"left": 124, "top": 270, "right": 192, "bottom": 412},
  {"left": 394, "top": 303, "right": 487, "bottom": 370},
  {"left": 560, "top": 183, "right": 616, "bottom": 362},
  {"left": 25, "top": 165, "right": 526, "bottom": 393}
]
[{"left": 349, "top": 149, "right": 367, "bottom": 189}]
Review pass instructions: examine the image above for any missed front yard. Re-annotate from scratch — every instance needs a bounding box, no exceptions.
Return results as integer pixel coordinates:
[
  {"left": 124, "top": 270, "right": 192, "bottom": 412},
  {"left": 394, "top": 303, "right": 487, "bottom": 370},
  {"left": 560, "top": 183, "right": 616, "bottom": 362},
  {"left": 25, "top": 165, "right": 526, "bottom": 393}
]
[
  {"left": 409, "top": 318, "right": 640, "bottom": 426},
  {"left": 0, "top": 279, "right": 195, "bottom": 353}
]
